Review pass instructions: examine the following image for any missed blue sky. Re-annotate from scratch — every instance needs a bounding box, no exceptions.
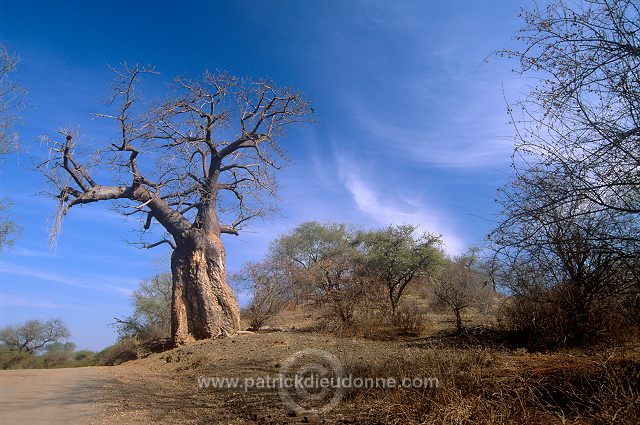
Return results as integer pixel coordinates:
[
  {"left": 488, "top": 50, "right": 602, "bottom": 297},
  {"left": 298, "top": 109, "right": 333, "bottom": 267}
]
[{"left": 0, "top": 0, "right": 529, "bottom": 350}]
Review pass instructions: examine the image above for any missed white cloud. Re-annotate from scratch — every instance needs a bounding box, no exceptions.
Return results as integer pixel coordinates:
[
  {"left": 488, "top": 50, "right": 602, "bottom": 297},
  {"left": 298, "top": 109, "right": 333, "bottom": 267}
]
[
  {"left": 0, "top": 293, "right": 68, "bottom": 309},
  {"left": 0, "top": 261, "right": 139, "bottom": 297},
  {"left": 105, "top": 284, "right": 135, "bottom": 297},
  {"left": 13, "top": 248, "right": 58, "bottom": 258},
  {"left": 337, "top": 156, "right": 466, "bottom": 254},
  {"left": 349, "top": 80, "right": 516, "bottom": 170}
]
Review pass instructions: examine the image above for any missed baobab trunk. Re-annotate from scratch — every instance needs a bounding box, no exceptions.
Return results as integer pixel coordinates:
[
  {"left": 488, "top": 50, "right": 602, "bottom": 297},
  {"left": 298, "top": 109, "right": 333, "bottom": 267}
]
[{"left": 170, "top": 233, "right": 241, "bottom": 345}]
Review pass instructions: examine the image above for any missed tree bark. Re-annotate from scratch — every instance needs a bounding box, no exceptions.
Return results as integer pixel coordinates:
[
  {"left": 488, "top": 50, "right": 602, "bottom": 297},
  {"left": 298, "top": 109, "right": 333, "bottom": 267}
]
[
  {"left": 170, "top": 233, "right": 240, "bottom": 345},
  {"left": 455, "top": 309, "right": 463, "bottom": 335}
]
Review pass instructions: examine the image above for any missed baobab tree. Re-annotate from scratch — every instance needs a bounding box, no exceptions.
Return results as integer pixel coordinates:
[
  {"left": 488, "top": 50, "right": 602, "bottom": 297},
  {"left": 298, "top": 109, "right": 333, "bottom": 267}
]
[{"left": 38, "top": 65, "right": 313, "bottom": 344}]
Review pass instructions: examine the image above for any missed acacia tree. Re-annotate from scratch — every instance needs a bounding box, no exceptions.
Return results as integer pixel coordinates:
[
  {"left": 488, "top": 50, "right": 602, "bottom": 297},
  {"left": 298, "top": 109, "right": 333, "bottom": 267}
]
[
  {"left": 356, "top": 225, "right": 442, "bottom": 316},
  {"left": 0, "top": 319, "right": 70, "bottom": 354},
  {"left": 39, "top": 65, "right": 312, "bottom": 344},
  {"left": 271, "top": 222, "right": 365, "bottom": 325}
]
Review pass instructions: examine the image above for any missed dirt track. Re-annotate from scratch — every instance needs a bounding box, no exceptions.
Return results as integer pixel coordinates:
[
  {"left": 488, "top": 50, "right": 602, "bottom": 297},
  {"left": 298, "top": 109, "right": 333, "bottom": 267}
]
[{"left": 0, "top": 367, "right": 111, "bottom": 424}]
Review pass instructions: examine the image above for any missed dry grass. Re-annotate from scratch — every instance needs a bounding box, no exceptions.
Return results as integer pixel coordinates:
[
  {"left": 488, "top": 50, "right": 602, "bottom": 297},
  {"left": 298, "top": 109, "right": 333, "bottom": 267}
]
[
  {"left": 99, "top": 328, "right": 640, "bottom": 424},
  {"left": 341, "top": 347, "right": 640, "bottom": 424}
]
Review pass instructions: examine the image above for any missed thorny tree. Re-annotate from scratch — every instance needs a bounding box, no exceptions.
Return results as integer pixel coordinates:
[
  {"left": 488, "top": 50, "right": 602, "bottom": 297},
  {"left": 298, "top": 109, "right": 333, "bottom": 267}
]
[
  {"left": 502, "top": 0, "right": 640, "bottom": 244},
  {"left": 433, "top": 250, "right": 491, "bottom": 335},
  {"left": 490, "top": 172, "right": 640, "bottom": 345},
  {"left": 232, "top": 258, "right": 294, "bottom": 331},
  {"left": 0, "top": 44, "right": 24, "bottom": 250},
  {"left": 39, "top": 65, "right": 313, "bottom": 344},
  {"left": 0, "top": 319, "right": 70, "bottom": 354},
  {"left": 356, "top": 225, "right": 442, "bottom": 316}
]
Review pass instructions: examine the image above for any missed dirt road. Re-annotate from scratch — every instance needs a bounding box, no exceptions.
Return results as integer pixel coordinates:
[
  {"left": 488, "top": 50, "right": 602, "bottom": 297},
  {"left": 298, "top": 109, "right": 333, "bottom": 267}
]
[{"left": 0, "top": 367, "right": 111, "bottom": 424}]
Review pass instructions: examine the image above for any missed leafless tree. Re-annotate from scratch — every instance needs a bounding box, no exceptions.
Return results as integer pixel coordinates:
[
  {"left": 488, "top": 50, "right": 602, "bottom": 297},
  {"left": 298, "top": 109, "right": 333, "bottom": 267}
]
[
  {"left": 0, "top": 44, "right": 22, "bottom": 154},
  {"left": 0, "top": 44, "right": 24, "bottom": 250},
  {"left": 489, "top": 173, "right": 640, "bottom": 346},
  {"left": 38, "top": 65, "right": 313, "bottom": 344},
  {"left": 0, "top": 319, "right": 70, "bottom": 354},
  {"left": 232, "top": 258, "right": 293, "bottom": 330},
  {"left": 433, "top": 250, "right": 491, "bottom": 335},
  {"left": 502, "top": 0, "right": 640, "bottom": 245},
  {"left": 491, "top": 0, "right": 640, "bottom": 347}
]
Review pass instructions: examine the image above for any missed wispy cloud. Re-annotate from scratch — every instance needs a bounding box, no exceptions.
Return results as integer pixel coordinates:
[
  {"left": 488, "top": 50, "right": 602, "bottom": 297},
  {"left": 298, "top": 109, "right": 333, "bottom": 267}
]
[
  {"left": 0, "top": 261, "right": 139, "bottom": 297},
  {"left": 105, "top": 284, "right": 134, "bottom": 297},
  {"left": 0, "top": 262, "right": 91, "bottom": 288},
  {"left": 0, "top": 293, "right": 68, "bottom": 309},
  {"left": 337, "top": 155, "right": 466, "bottom": 254},
  {"left": 13, "top": 248, "right": 58, "bottom": 258},
  {"left": 349, "top": 78, "right": 516, "bottom": 170}
]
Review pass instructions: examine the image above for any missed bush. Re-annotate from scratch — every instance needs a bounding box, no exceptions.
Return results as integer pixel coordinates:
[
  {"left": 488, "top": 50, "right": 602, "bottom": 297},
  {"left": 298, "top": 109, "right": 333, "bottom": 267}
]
[
  {"left": 95, "top": 338, "right": 139, "bottom": 366},
  {"left": 0, "top": 347, "right": 43, "bottom": 369},
  {"left": 392, "top": 302, "right": 425, "bottom": 337},
  {"left": 498, "top": 287, "right": 637, "bottom": 350},
  {"left": 73, "top": 350, "right": 98, "bottom": 366}
]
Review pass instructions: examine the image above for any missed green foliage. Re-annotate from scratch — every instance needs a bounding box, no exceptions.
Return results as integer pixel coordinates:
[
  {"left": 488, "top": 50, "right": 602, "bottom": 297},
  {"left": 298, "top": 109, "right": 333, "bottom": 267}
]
[
  {"left": 269, "top": 221, "right": 364, "bottom": 325},
  {"left": 356, "top": 224, "right": 443, "bottom": 314},
  {"left": 73, "top": 349, "right": 98, "bottom": 366},
  {"left": 0, "top": 319, "right": 70, "bottom": 354},
  {"left": 241, "top": 222, "right": 446, "bottom": 330},
  {"left": 0, "top": 338, "right": 97, "bottom": 369},
  {"left": 41, "top": 342, "right": 77, "bottom": 368},
  {"left": 114, "top": 273, "right": 172, "bottom": 341},
  {"left": 0, "top": 346, "right": 43, "bottom": 369},
  {"left": 271, "top": 221, "right": 354, "bottom": 268}
]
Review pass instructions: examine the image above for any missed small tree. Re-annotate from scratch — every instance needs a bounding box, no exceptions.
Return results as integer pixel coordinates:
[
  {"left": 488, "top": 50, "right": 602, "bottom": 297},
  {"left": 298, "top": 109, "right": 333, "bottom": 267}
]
[
  {"left": 433, "top": 251, "right": 491, "bottom": 334},
  {"left": 0, "top": 319, "right": 70, "bottom": 354},
  {"left": 114, "top": 273, "right": 172, "bottom": 340},
  {"left": 357, "top": 225, "right": 442, "bottom": 316},
  {"left": 271, "top": 222, "right": 365, "bottom": 326},
  {"left": 232, "top": 258, "right": 293, "bottom": 330}
]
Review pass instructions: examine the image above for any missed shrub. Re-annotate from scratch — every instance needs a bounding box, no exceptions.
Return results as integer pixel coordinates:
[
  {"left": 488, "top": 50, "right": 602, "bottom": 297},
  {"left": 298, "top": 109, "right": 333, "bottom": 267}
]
[
  {"left": 498, "top": 287, "right": 637, "bottom": 350},
  {"left": 0, "top": 347, "right": 43, "bottom": 369},
  {"left": 95, "top": 338, "right": 139, "bottom": 366},
  {"left": 392, "top": 302, "right": 425, "bottom": 337}
]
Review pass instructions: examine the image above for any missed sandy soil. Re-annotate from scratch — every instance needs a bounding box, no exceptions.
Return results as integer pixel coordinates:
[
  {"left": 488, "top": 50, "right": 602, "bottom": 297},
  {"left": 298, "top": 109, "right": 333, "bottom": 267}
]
[
  {"left": 1, "top": 331, "right": 636, "bottom": 424},
  {"left": 0, "top": 366, "right": 113, "bottom": 424}
]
